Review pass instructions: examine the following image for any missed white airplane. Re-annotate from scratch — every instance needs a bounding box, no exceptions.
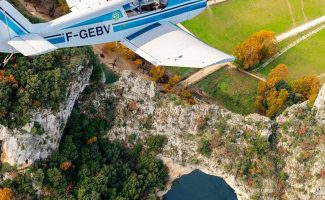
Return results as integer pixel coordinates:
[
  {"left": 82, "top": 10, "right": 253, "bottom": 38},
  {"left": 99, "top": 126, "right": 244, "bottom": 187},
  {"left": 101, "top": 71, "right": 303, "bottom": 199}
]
[{"left": 0, "top": 0, "right": 234, "bottom": 68}]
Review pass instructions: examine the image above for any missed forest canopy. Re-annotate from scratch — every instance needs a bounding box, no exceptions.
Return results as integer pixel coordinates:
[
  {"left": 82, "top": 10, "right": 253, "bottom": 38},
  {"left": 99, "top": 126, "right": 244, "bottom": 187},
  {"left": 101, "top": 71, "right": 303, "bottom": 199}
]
[{"left": 0, "top": 47, "right": 96, "bottom": 128}]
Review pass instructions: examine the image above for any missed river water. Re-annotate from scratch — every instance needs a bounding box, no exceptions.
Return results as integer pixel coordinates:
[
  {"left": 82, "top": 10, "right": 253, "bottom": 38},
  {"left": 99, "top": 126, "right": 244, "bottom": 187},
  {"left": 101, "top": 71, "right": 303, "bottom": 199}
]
[{"left": 164, "top": 170, "right": 238, "bottom": 200}]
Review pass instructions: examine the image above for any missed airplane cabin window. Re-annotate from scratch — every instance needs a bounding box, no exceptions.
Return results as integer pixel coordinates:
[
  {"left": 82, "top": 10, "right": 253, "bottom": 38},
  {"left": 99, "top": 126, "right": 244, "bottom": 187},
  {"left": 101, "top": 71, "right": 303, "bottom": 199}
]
[{"left": 123, "top": 0, "right": 168, "bottom": 17}]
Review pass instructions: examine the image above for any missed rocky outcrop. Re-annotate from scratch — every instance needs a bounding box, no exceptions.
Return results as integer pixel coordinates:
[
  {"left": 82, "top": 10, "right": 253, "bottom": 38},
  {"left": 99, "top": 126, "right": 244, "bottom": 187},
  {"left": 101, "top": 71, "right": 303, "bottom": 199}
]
[
  {"left": 0, "top": 65, "right": 93, "bottom": 167},
  {"left": 83, "top": 71, "right": 324, "bottom": 200},
  {"left": 314, "top": 84, "right": 325, "bottom": 124},
  {"left": 277, "top": 100, "right": 325, "bottom": 200},
  {"left": 99, "top": 72, "right": 272, "bottom": 141},
  {"left": 80, "top": 71, "right": 273, "bottom": 199}
]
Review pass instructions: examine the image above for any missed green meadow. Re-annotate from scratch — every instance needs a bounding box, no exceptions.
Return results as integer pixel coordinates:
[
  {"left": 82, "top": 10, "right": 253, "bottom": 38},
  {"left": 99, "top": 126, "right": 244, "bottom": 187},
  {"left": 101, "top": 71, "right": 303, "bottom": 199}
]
[{"left": 170, "top": 0, "right": 325, "bottom": 114}]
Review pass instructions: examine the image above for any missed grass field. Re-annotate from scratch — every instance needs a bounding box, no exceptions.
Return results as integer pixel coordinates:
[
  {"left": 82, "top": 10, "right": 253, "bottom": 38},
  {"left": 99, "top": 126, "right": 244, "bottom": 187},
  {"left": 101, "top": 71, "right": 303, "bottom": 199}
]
[
  {"left": 165, "top": 66, "right": 197, "bottom": 77},
  {"left": 256, "top": 28, "right": 325, "bottom": 80},
  {"left": 183, "top": 0, "right": 325, "bottom": 54},
  {"left": 172, "top": 0, "right": 325, "bottom": 115},
  {"left": 195, "top": 67, "right": 259, "bottom": 115}
]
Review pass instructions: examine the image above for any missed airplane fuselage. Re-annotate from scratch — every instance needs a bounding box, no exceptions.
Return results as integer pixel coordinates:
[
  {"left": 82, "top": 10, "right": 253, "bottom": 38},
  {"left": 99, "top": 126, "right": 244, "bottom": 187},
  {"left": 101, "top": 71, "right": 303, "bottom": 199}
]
[{"left": 0, "top": 0, "right": 207, "bottom": 53}]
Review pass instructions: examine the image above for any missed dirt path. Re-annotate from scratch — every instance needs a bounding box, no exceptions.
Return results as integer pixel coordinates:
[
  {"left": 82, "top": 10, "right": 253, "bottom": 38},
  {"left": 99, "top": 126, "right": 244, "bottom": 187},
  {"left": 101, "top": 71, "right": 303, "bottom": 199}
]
[
  {"left": 92, "top": 44, "right": 143, "bottom": 75},
  {"left": 285, "top": 0, "right": 297, "bottom": 27},
  {"left": 179, "top": 62, "right": 266, "bottom": 87},
  {"left": 234, "top": 67, "right": 266, "bottom": 82},
  {"left": 258, "top": 23, "right": 325, "bottom": 71},
  {"left": 179, "top": 63, "right": 229, "bottom": 87},
  {"left": 277, "top": 15, "right": 325, "bottom": 42},
  {"left": 319, "top": 73, "right": 325, "bottom": 79},
  {"left": 227, "top": 63, "right": 266, "bottom": 82},
  {"left": 300, "top": 0, "right": 308, "bottom": 22}
]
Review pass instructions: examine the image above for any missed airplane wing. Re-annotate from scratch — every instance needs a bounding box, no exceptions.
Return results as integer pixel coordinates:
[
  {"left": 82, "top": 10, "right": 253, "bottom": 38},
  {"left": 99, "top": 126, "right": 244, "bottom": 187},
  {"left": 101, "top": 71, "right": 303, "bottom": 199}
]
[
  {"left": 121, "top": 22, "right": 235, "bottom": 68},
  {"left": 8, "top": 34, "right": 57, "bottom": 56},
  {"left": 66, "top": 0, "right": 109, "bottom": 11}
]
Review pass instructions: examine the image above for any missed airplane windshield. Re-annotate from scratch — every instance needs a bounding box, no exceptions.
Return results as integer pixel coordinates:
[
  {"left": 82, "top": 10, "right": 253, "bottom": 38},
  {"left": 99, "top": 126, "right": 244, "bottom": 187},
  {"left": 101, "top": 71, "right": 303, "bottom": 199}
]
[{"left": 123, "top": 0, "right": 168, "bottom": 17}]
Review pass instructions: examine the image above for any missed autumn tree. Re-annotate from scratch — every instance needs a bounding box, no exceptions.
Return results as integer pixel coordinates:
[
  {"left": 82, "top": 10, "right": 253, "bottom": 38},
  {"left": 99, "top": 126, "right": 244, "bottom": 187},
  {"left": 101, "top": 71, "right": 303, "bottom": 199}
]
[
  {"left": 290, "top": 75, "right": 320, "bottom": 106},
  {"left": 60, "top": 161, "right": 73, "bottom": 171},
  {"left": 0, "top": 188, "right": 14, "bottom": 200},
  {"left": 234, "top": 30, "right": 277, "bottom": 70},
  {"left": 86, "top": 136, "right": 98, "bottom": 145},
  {"left": 149, "top": 66, "right": 165, "bottom": 82},
  {"left": 255, "top": 64, "right": 320, "bottom": 117},
  {"left": 268, "top": 64, "right": 288, "bottom": 81},
  {"left": 265, "top": 89, "right": 289, "bottom": 117},
  {"left": 233, "top": 37, "right": 261, "bottom": 70},
  {"left": 163, "top": 75, "right": 181, "bottom": 92},
  {"left": 255, "top": 64, "right": 289, "bottom": 118},
  {"left": 253, "top": 30, "right": 277, "bottom": 60},
  {"left": 178, "top": 88, "right": 196, "bottom": 105}
]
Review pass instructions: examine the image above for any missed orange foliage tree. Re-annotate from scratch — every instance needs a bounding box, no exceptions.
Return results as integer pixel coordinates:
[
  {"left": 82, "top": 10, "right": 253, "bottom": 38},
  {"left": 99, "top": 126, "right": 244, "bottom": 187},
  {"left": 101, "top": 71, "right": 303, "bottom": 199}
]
[
  {"left": 255, "top": 64, "right": 289, "bottom": 118},
  {"left": 178, "top": 88, "right": 196, "bottom": 105},
  {"left": 255, "top": 64, "right": 320, "bottom": 117},
  {"left": 60, "top": 161, "right": 73, "bottom": 171},
  {"left": 290, "top": 75, "right": 320, "bottom": 107},
  {"left": 163, "top": 75, "right": 181, "bottom": 92},
  {"left": 0, "top": 70, "right": 17, "bottom": 85},
  {"left": 265, "top": 89, "right": 289, "bottom": 118},
  {"left": 86, "top": 136, "right": 98, "bottom": 145},
  {"left": 253, "top": 30, "right": 277, "bottom": 60},
  {"left": 233, "top": 30, "right": 277, "bottom": 70},
  {"left": 149, "top": 66, "right": 165, "bottom": 82},
  {"left": 233, "top": 37, "right": 261, "bottom": 70},
  {"left": 268, "top": 64, "right": 288, "bottom": 81},
  {"left": 0, "top": 188, "right": 14, "bottom": 200}
]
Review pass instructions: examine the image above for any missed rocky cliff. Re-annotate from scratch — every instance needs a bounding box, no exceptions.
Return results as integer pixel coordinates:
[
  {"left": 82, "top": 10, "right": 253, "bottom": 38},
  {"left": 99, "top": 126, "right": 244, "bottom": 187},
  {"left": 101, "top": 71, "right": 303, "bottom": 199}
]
[
  {"left": 0, "top": 65, "right": 93, "bottom": 167},
  {"left": 314, "top": 84, "right": 325, "bottom": 124},
  {"left": 81, "top": 71, "right": 324, "bottom": 200},
  {"left": 1, "top": 69, "right": 323, "bottom": 199}
]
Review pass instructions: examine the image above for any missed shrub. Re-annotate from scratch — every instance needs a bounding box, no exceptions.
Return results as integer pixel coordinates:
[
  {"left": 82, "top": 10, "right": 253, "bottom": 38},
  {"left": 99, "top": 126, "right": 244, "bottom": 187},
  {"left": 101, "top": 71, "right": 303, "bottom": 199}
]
[
  {"left": 198, "top": 139, "right": 212, "bottom": 156},
  {"left": 0, "top": 188, "right": 14, "bottom": 200},
  {"left": 146, "top": 135, "right": 167, "bottom": 153}
]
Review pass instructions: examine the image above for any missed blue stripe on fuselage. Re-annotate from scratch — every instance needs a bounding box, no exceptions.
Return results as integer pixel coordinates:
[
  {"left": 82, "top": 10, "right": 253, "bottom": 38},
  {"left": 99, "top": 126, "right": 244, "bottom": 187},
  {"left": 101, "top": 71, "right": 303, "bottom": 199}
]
[
  {"left": 0, "top": 9, "right": 27, "bottom": 35},
  {"left": 47, "top": 36, "right": 65, "bottom": 44},
  {"left": 126, "top": 22, "right": 161, "bottom": 40},
  {"left": 113, "top": 1, "right": 206, "bottom": 32}
]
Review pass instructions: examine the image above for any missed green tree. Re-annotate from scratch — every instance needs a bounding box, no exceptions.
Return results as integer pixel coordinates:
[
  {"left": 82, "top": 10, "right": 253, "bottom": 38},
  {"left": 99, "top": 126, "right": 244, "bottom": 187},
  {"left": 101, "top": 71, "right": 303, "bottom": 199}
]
[{"left": 198, "top": 139, "right": 212, "bottom": 156}]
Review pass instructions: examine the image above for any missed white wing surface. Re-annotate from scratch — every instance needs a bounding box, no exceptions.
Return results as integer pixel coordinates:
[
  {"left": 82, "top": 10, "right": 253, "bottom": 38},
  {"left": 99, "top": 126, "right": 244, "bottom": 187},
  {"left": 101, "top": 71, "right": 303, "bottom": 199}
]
[
  {"left": 121, "top": 22, "right": 235, "bottom": 68},
  {"left": 8, "top": 34, "right": 57, "bottom": 56},
  {"left": 66, "top": 0, "right": 110, "bottom": 11}
]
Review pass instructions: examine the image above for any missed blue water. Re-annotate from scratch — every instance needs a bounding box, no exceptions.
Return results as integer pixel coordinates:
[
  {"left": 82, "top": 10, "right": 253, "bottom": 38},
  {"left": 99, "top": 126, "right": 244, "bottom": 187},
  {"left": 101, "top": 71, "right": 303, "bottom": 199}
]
[{"left": 164, "top": 170, "right": 238, "bottom": 200}]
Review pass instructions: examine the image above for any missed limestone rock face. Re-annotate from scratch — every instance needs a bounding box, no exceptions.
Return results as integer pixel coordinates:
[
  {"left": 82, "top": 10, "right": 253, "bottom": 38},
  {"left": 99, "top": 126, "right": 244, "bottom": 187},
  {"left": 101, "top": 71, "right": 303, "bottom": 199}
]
[
  {"left": 91, "top": 71, "right": 324, "bottom": 200},
  {"left": 103, "top": 72, "right": 272, "bottom": 140},
  {"left": 314, "top": 84, "right": 325, "bottom": 124},
  {"left": 85, "top": 71, "right": 272, "bottom": 200},
  {"left": 0, "top": 65, "right": 93, "bottom": 167}
]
